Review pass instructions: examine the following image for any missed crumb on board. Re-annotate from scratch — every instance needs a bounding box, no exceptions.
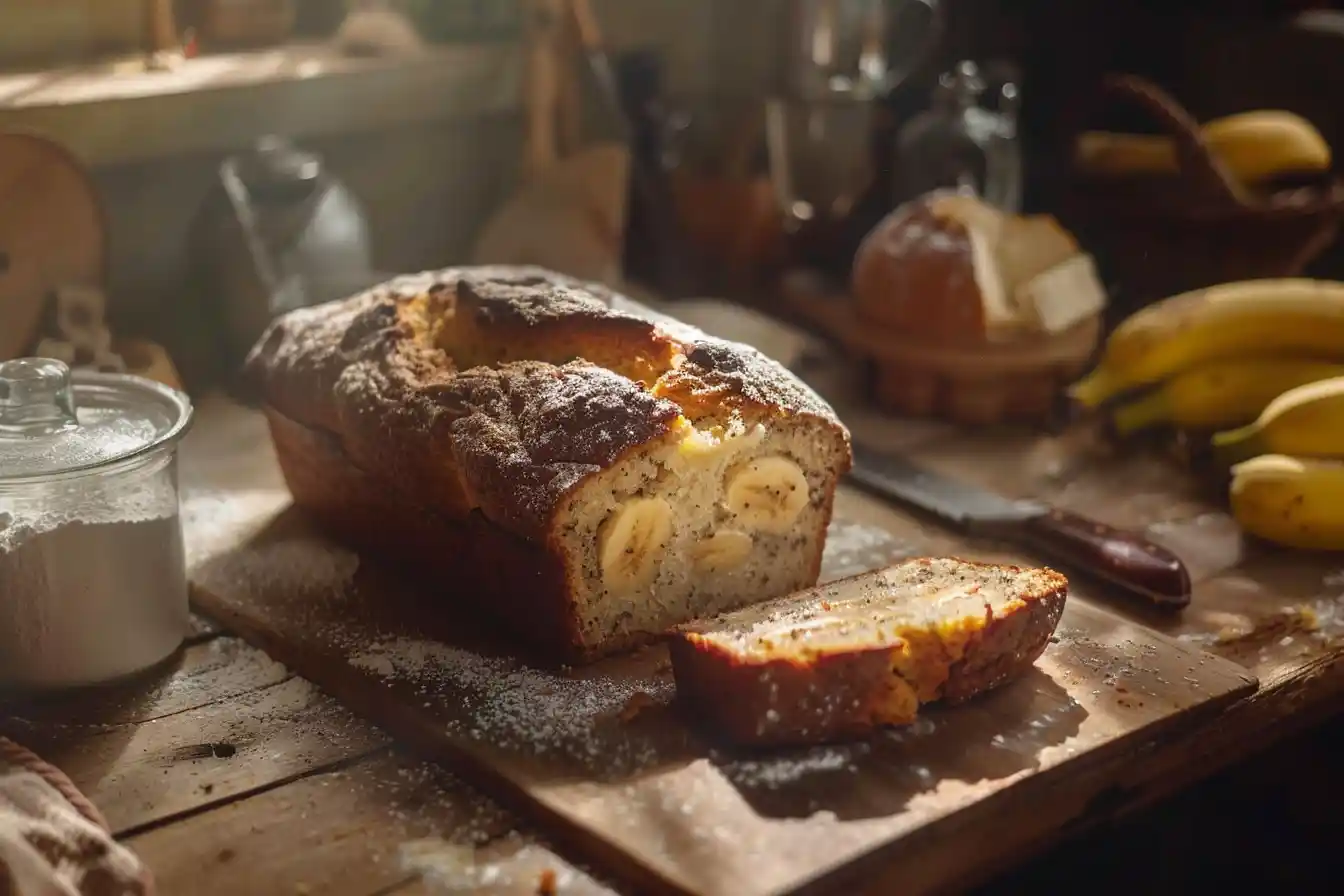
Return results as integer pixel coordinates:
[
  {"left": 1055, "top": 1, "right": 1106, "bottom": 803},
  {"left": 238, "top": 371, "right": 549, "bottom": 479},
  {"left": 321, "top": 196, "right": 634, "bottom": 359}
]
[
  {"left": 1216, "top": 605, "right": 1320, "bottom": 647},
  {"left": 538, "top": 867, "right": 558, "bottom": 895}
]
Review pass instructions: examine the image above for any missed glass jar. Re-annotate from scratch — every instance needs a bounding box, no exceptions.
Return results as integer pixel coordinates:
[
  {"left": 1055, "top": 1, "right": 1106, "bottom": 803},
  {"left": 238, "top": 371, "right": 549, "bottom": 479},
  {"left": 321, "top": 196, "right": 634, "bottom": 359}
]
[
  {"left": 0, "top": 358, "right": 194, "bottom": 691},
  {"left": 894, "top": 59, "right": 1023, "bottom": 212}
]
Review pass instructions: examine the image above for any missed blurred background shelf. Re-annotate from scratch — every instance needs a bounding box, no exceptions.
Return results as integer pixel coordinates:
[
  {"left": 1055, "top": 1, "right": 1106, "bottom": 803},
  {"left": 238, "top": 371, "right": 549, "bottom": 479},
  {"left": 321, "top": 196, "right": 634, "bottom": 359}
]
[{"left": 0, "top": 41, "right": 521, "bottom": 167}]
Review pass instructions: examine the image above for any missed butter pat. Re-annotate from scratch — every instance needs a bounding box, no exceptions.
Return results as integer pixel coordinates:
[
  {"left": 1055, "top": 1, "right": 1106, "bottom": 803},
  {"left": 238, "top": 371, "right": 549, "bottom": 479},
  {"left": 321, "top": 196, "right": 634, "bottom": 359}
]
[{"left": 1016, "top": 253, "right": 1108, "bottom": 334}]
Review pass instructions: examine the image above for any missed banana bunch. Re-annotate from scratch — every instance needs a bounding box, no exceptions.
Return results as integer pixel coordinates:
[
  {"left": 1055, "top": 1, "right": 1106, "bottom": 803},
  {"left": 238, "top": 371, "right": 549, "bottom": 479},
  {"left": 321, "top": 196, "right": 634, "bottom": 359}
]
[
  {"left": 1218, "top": 377, "right": 1344, "bottom": 550},
  {"left": 1229, "top": 455, "right": 1344, "bottom": 551},
  {"left": 1069, "top": 280, "right": 1344, "bottom": 550},
  {"left": 1216, "top": 377, "right": 1344, "bottom": 550},
  {"left": 1076, "top": 110, "right": 1331, "bottom": 186}
]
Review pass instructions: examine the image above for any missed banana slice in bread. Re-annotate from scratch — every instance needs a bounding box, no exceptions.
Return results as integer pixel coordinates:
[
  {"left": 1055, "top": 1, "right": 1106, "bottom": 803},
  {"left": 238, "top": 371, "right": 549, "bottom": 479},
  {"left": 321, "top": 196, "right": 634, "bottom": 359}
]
[
  {"left": 668, "top": 558, "right": 1068, "bottom": 746},
  {"left": 598, "top": 497, "right": 675, "bottom": 590},
  {"left": 690, "top": 530, "right": 755, "bottom": 573},
  {"left": 724, "top": 455, "right": 812, "bottom": 534}
]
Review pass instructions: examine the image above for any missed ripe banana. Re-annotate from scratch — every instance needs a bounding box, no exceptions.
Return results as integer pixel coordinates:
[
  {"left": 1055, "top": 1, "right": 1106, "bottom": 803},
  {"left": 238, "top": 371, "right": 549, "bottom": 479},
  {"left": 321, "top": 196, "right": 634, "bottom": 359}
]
[
  {"left": 1110, "top": 358, "right": 1344, "bottom": 435},
  {"left": 1212, "top": 375, "right": 1344, "bottom": 467},
  {"left": 1230, "top": 454, "right": 1344, "bottom": 551},
  {"left": 724, "top": 455, "right": 810, "bottom": 534},
  {"left": 1076, "top": 110, "right": 1331, "bottom": 184},
  {"left": 678, "top": 421, "right": 765, "bottom": 464},
  {"left": 690, "top": 530, "right": 754, "bottom": 573},
  {"left": 1203, "top": 111, "right": 1332, "bottom": 182},
  {"left": 1069, "top": 279, "right": 1344, "bottom": 409},
  {"left": 598, "top": 497, "right": 674, "bottom": 589}
]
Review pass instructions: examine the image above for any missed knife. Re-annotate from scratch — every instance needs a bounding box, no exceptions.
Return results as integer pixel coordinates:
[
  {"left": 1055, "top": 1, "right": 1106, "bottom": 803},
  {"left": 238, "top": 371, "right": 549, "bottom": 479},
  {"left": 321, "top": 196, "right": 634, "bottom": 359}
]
[{"left": 846, "top": 444, "right": 1192, "bottom": 609}]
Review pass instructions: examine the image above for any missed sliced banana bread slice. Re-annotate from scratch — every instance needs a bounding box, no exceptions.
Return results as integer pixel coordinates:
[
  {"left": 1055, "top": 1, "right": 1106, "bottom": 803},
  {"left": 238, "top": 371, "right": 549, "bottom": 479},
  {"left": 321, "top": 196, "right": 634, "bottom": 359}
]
[{"left": 668, "top": 557, "right": 1068, "bottom": 746}]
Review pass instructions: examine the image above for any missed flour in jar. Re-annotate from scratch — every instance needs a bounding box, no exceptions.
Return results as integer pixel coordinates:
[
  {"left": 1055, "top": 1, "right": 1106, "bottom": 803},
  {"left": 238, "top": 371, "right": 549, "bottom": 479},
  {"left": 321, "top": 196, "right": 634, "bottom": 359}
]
[{"left": 0, "top": 478, "right": 188, "bottom": 689}]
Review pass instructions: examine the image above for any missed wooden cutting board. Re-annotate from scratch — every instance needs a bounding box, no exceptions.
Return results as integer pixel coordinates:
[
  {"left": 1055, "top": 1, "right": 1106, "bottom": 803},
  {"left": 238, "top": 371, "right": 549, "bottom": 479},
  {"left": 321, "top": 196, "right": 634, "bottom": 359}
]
[{"left": 184, "top": 397, "right": 1256, "bottom": 896}]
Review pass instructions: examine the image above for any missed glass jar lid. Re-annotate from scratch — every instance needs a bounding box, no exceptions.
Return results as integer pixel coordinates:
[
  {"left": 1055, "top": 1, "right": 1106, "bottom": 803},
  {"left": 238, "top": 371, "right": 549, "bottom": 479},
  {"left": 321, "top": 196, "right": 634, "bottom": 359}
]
[{"left": 0, "top": 358, "right": 194, "bottom": 482}]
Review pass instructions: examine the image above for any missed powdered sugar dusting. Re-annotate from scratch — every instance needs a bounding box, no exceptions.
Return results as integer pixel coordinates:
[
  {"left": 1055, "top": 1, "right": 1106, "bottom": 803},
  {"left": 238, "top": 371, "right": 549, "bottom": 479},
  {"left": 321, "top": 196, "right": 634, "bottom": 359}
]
[
  {"left": 346, "top": 637, "right": 677, "bottom": 773},
  {"left": 194, "top": 530, "right": 360, "bottom": 611},
  {"left": 349, "top": 651, "right": 395, "bottom": 678},
  {"left": 399, "top": 837, "right": 586, "bottom": 894},
  {"left": 821, "top": 519, "right": 923, "bottom": 581},
  {"left": 719, "top": 742, "right": 870, "bottom": 789}
]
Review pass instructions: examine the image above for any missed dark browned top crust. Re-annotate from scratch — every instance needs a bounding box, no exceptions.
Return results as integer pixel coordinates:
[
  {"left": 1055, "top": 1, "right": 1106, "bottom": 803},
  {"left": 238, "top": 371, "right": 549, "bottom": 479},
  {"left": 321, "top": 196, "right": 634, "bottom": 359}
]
[{"left": 243, "top": 266, "right": 850, "bottom": 542}]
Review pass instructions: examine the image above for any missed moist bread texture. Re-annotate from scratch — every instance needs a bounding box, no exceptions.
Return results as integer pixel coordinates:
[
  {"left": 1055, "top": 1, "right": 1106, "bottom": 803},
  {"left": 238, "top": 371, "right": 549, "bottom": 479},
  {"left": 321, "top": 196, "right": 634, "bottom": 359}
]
[
  {"left": 243, "top": 265, "right": 853, "bottom": 663},
  {"left": 668, "top": 558, "right": 1067, "bottom": 746}
]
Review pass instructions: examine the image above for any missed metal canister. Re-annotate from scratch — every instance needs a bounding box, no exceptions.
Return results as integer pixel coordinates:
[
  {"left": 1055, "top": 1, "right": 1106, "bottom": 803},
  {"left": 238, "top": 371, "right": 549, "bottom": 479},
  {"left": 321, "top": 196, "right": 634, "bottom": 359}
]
[
  {"left": 0, "top": 357, "right": 194, "bottom": 691},
  {"left": 190, "top": 135, "right": 378, "bottom": 371}
]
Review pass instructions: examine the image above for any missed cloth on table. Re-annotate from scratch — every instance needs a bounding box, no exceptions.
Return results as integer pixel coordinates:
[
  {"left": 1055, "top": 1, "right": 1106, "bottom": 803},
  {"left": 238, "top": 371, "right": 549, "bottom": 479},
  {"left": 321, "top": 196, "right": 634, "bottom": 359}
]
[{"left": 0, "top": 736, "right": 154, "bottom": 896}]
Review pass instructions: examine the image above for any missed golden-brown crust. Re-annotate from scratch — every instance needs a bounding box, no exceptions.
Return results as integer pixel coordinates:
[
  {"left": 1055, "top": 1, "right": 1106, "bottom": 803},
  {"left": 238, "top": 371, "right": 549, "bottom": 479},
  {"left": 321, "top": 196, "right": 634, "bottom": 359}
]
[
  {"left": 667, "top": 560, "right": 1067, "bottom": 747},
  {"left": 441, "top": 361, "right": 683, "bottom": 539},
  {"left": 654, "top": 340, "right": 851, "bottom": 446},
  {"left": 245, "top": 266, "right": 849, "bottom": 542},
  {"left": 442, "top": 268, "right": 679, "bottom": 383},
  {"left": 669, "top": 638, "right": 906, "bottom": 746},
  {"left": 941, "top": 574, "right": 1066, "bottom": 704},
  {"left": 265, "top": 406, "right": 605, "bottom": 664}
]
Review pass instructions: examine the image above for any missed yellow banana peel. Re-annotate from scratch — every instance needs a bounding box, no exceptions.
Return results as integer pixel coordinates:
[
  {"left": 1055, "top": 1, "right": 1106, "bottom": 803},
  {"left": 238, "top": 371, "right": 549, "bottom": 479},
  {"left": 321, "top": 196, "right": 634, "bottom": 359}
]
[{"left": 1076, "top": 110, "right": 1331, "bottom": 185}]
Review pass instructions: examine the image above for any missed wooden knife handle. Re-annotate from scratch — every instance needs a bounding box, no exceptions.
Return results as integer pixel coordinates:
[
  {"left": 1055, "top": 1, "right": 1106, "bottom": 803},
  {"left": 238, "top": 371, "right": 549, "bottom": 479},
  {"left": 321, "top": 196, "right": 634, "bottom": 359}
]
[{"left": 1016, "top": 509, "right": 1192, "bottom": 609}]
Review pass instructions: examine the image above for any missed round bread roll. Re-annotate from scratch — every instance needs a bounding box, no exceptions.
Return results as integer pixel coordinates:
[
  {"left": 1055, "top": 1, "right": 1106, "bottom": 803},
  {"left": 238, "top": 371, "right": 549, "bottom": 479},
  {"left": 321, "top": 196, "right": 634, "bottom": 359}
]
[
  {"left": 852, "top": 190, "right": 1085, "bottom": 347},
  {"left": 852, "top": 190, "right": 1006, "bottom": 346}
]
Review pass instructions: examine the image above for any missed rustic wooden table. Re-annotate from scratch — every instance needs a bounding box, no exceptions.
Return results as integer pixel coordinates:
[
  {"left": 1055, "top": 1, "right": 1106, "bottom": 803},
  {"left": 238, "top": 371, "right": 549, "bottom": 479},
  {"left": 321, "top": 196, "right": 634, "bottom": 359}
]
[{"left": 2, "top": 391, "right": 1341, "bottom": 896}]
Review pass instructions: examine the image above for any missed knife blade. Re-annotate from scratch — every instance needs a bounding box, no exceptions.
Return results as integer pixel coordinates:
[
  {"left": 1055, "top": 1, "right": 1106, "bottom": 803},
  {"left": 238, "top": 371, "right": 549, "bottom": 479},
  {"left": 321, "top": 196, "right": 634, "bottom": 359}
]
[{"left": 847, "top": 444, "right": 1192, "bottom": 609}]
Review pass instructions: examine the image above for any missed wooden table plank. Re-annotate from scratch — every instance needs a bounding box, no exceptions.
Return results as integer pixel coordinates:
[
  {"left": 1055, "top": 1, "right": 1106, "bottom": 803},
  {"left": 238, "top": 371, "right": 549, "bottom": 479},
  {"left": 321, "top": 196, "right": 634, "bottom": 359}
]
[
  {"left": 1162, "top": 554, "right": 1344, "bottom": 681},
  {"left": 126, "top": 751, "right": 522, "bottom": 896},
  {"left": 976, "top": 714, "right": 1344, "bottom": 894},
  {"left": 22, "top": 674, "right": 386, "bottom": 835},
  {"left": 3, "top": 636, "right": 290, "bottom": 730}
]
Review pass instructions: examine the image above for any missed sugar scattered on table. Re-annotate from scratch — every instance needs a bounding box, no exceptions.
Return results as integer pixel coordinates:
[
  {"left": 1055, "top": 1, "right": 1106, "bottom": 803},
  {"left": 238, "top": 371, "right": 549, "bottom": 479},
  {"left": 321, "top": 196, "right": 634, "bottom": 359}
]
[
  {"left": 399, "top": 838, "right": 581, "bottom": 895},
  {"left": 346, "top": 637, "right": 675, "bottom": 770},
  {"left": 820, "top": 520, "right": 923, "bottom": 582},
  {"left": 719, "top": 743, "right": 866, "bottom": 789}
]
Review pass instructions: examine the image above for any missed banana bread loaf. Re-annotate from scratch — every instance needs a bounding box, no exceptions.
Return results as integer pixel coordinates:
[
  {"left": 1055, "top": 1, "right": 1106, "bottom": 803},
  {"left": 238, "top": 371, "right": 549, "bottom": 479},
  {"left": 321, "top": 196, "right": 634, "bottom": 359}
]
[
  {"left": 242, "top": 266, "right": 853, "bottom": 663},
  {"left": 668, "top": 558, "right": 1068, "bottom": 746}
]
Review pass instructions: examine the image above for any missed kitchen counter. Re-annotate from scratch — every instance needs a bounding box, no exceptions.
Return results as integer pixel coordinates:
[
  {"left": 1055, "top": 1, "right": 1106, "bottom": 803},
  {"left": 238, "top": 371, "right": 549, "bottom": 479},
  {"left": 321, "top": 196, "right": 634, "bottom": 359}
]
[{"left": 1, "top": 391, "right": 1340, "bottom": 894}]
